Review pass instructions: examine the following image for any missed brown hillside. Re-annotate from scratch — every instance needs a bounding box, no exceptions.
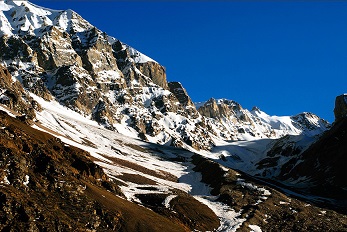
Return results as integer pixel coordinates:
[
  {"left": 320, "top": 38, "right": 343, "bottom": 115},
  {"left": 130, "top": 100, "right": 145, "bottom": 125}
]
[{"left": 0, "top": 110, "right": 190, "bottom": 231}]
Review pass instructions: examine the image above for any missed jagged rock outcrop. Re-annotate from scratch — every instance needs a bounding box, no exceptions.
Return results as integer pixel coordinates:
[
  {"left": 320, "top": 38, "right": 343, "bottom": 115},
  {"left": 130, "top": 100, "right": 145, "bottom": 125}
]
[
  {"left": 198, "top": 98, "right": 248, "bottom": 120},
  {"left": 0, "top": 35, "right": 38, "bottom": 64},
  {"left": 92, "top": 99, "right": 116, "bottom": 130},
  {"left": 334, "top": 94, "right": 347, "bottom": 121},
  {"left": 37, "top": 26, "right": 83, "bottom": 70},
  {"left": 112, "top": 39, "right": 168, "bottom": 89},
  {"left": 0, "top": 64, "right": 37, "bottom": 119},
  {"left": 168, "top": 81, "right": 198, "bottom": 118},
  {"left": 168, "top": 82, "right": 194, "bottom": 107},
  {"left": 79, "top": 29, "right": 119, "bottom": 76},
  {"left": 198, "top": 98, "right": 220, "bottom": 118},
  {"left": 198, "top": 98, "right": 330, "bottom": 140},
  {"left": 136, "top": 62, "right": 168, "bottom": 89},
  {"left": 0, "top": 0, "right": 214, "bottom": 149},
  {"left": 0, "top": 0, "right": 330, "bottom": 151}
]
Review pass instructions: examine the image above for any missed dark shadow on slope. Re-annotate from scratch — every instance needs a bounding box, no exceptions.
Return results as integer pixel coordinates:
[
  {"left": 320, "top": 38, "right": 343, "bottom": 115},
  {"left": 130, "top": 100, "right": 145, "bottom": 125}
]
[
  {"left": 211, "top": 130, "right": 347, "bottom": 214},
  {"left": 138, "top": 133, "right": 347, "bottom": 214}
]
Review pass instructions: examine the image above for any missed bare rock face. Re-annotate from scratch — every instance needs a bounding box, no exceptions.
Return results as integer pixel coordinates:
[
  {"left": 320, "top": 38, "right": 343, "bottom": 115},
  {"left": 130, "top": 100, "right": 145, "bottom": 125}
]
[
  {"left": 198, "top": 98, "right": 252, "bottom": 126},
  {"left": 168, "top": 82, "right": 194, "bottom": 107},
  {"left": 334, "top": 94, "right": 347, "bottom": 121},
  {"left": 79, "top": 28, "right": 119, "bottom": 76},
  {"left": 136, "top": 62, "right": 168, "bottom": 89},
  {"left": 198, "top": 98, "right": 220, "bottom": 118},
  {"left": 0, "top": 64, "right": 37, "bottom": 119},
  {"left": 198, "top": 98, "right": 330, "bottom": 140},
  {"left": 112, "top": 41, "right": 167, "bottom": 89},
  {"left": 92, "top": 99, "right": 116, "bottom": 130},
  {"left": 168, "top": 81, "right": 199, "bottom": 118},
  {"left": 0, "top": 36, "right": 38, "bottom": 64},
  {"left": 36, "top": 26, "right": 83, "bottom": 70},
  {"left": 198, "top": 98, "right": 247, "bottom": 120}
]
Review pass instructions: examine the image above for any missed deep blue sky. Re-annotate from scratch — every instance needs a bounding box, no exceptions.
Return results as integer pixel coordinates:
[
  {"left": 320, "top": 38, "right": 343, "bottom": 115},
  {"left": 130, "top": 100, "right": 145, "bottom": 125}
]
[{"left": 31, "top": 1, "right": 347, "bottom": 122}]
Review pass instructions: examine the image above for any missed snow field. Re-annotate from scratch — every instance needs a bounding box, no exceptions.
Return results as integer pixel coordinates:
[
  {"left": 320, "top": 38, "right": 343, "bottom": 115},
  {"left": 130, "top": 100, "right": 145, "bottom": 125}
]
[{"left": 29, "top": 95, "right": 259, "bottom": 231}]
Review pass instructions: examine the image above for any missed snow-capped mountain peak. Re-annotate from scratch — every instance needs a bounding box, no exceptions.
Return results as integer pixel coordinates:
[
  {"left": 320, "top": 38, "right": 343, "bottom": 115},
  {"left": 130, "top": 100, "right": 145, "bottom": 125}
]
[
  {"left": 0, "top": 1, "right": 153, "bottom": 66},
  {"left": 0, "top": 0, "right": 329, "bottom": 150},
  {"left": 0, "top": 0, "right": 61, "bottom": 36},
  {"left": 1, "top": 1, "right": 345, "bottom": 230},
  {"left": 198, "top": 98, "right": 330, "bottom": 140}
]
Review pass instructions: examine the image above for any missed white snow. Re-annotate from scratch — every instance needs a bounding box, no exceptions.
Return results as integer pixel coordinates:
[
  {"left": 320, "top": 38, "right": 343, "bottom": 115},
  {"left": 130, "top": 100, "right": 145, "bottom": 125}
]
[
  {"left": 163, "top": 195, "right": 177, "bottom": 208},
  {"left": 178, "top": 163, "right": 249, "bottom": 231},
  {"left": 0, "top": 2, "right": 333, "bottom": 229},
  {"left": 23, "top": 175, "right": 29, "bottom": 186},
  {"left": 196, "top": 196, "right": 246, "bottom": 232},
  {"left": 0, "top": 2, "right": 13, "bottom": 11},
  {"left": 25, "top": 94, "right": 257, "bottom": 231},
  {"left": 0, "top": 9, "right": 13, "bottom": 35},
  {"left": 0, "top": 0, "right": 56, "bottom": 36},
  {"left": 1, "top": 176, "right": 10, "bottom": 185},
  {"left": 0, "top": 104, "right": 17, "bottom": 117},
  {"left": 252, "top": 109, "right": 298, "bottom": 133},
  {"left": 126, "top": 45, "right": 156, "bottom": 63},
  {"left": 249, "top": 224, "right": 262, "bottom": 232},
  {"left": 236, "top": 178, "right": 271, "bottom": 197},
  {"left": 0, "top": 0, "right": 155, "bottom": 68},
  {"left": 30, "top": 94, "right": 190, "bottom": 186},
  {"left": 179, "top": 167, "right": 210, "bottom": 195},
  {"left": 54, "top": 11, "right": 69, "bottom": 31}
]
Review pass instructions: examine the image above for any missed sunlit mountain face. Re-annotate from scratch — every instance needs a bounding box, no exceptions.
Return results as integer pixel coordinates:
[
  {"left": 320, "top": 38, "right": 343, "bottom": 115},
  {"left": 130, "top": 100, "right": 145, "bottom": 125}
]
[{"left": 0, "top": 1, "right": 346, "bottom": 231}]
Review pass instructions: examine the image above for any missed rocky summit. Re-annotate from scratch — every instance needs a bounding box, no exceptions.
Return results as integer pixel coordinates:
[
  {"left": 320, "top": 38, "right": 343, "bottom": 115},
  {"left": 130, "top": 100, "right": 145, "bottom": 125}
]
[
  {"left": 0, "top": 1, "right": 346, "bottom": 231},
  {"left": 334, "top": 94, "right": 347, "bottom": 121},
  {"left": 0, "top": 0, "right": 331, "bottom": 151}
]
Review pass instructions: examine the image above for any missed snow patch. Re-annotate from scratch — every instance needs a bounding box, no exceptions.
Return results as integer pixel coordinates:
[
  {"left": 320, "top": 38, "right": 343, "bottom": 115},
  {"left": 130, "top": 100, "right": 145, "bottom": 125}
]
[
  {"left": 195, "top": 196, "right": 246, "bottom": 232},
  {"left": 0, "top": 104, "right": 16, "bottom": 117},
  {"left": 23, "top": 174, "right": 29, "bottom": 186},
  {"left": 236, "top": 178, "right": 271, "bottom": 198},
  {"left": 163, "top": 195, "right": 177, "bottom": 208},
  {"left": 249, "top": 224, "right": 262, "bottom": 232},
  {"left": 126, "top": 45, "right": 156, "bottom": 63}
]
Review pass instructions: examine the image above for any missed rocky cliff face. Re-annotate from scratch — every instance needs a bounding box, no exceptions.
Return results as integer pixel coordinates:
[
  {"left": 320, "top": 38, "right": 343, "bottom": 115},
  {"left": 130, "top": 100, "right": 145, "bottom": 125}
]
[
  {"left": 198, "top": 98, "right": 330, "bottom": 140},
  {"left": 0, "top": 0, "right": 215, "bottom": 150},
  {"left": 1, "top": 1, "right": 346, "bottom": 230},
  {"left": 334, "top": 94, "right": 347, "bottom": 121},
  {"left": 0, "top": 64, "right": 37, "bottom": 119},
  {"left": 0, "top": 0, "right": 330, "bottom": 151}
]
